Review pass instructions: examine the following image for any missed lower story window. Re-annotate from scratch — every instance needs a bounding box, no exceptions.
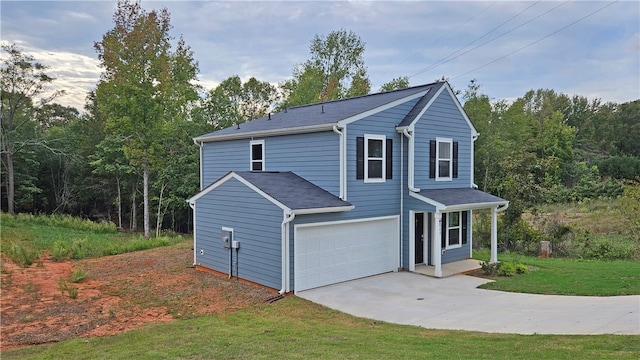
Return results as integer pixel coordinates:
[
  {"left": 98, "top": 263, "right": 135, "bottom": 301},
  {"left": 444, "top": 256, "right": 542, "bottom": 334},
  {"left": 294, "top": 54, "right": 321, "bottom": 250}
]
[{"left": 446, "top": 211, "right": 461, "bottom": 249}]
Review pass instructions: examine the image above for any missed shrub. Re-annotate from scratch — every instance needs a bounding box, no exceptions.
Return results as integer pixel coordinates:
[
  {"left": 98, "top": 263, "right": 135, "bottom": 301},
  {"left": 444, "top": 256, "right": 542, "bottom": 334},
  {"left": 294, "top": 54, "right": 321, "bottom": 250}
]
[
  {"left": 515, "top": 263, "right": 529, "bottom": 274},
  {"left": 497, "top": 262, "right": 516, "bottom": 276},
  {"left": 479, "top": 261, "right": 497, "bottom": 275}
]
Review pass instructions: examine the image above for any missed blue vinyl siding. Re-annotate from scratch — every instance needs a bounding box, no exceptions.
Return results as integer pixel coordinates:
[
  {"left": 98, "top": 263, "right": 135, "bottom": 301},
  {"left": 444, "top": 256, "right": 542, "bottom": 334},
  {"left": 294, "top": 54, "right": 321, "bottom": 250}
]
[
  {"left": 194, "top": 178, "right": 283, "bottom": 289},
  {"left": 413, "top": 91, "right": 473, "bottom": 189},
  {"left": 202, "top": 132, "right": 340, "bottom": 196}
]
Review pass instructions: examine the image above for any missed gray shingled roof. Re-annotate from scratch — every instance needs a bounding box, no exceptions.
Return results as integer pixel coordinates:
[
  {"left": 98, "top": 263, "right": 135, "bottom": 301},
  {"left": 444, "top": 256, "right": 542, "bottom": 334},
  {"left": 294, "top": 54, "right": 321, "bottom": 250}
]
[
  {"left": 397, "top": 82, "right": 445, "bottom": 127},
  {"left": 194, "top": 83, "right": 442, "bottom": 142},
  {"left": 418, "top": 188, "right": 507, "bottom": 207},
  {"left": 235, "top": 171, "right": 353, "bottom": 212}
]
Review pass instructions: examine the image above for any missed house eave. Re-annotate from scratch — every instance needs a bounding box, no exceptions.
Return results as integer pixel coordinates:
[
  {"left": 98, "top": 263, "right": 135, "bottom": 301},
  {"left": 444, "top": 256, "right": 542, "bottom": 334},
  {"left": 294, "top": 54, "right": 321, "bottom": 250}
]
[
  {"left": 292, "top": 205, "right": 355, "bottom": 215},
  {"left": 193, "top": 124, "right": 336, "bottom": 143}
]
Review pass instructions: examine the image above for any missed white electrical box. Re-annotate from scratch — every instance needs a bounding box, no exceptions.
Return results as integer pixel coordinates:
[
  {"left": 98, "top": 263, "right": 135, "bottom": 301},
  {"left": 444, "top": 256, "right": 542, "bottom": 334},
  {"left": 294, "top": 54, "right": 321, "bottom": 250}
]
[{"left": 232, "top": 241, "right": 240, "bottom": 249}]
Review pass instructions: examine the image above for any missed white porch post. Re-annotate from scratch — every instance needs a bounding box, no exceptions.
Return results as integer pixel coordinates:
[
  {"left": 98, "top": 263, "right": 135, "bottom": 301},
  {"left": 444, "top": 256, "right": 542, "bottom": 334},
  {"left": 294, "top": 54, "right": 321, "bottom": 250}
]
[
  {"left": 434, "top": 211, "right": 442, "bottom": 277},
  {"left": 490, "top": 206, "right": 498, "bottom": 263}
]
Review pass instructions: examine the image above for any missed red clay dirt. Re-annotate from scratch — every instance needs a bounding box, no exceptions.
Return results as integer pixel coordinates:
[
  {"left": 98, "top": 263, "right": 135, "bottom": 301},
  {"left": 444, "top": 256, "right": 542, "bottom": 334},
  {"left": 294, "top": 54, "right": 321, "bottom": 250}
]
[{"left": 0, "top": 245, "right": 277, "bottom": 350}]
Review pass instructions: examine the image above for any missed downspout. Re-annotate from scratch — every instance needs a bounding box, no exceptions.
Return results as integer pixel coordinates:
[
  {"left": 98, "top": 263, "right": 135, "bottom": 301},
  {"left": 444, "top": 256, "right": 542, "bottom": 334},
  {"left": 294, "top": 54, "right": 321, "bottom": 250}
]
[
  {"left": 400, "top": 134, "right": 404, "bottom": 270},
  {"left": 332, "top": 125, "right": 346, "bottom": 200},
  {"left": 280, "top": 211, "right": 296, "bottom": 294},
  {"left": 188, "top": 200, "right": 196, "bottom": 266},
  {"left": 402, "top": 129, "right": 420, "bottom": 192}
]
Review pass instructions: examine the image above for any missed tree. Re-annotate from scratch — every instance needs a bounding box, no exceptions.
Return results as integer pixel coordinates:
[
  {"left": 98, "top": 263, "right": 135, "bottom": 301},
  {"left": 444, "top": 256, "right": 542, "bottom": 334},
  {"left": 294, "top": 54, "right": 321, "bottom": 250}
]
[
  {"left": 201, "top": 75, "right": 278, "bottom": 129},
  {"left": 379, "top": 76, "right": 410, "bottom": 92},
  {"left": 1, "top": 43, "right": 63, "bottom": 214},
  {"left": 280, "top": 29, "right": 369, "bottom": 107},
  {"left": 94, "top": 0, "right": 199, "bottom": 238}
]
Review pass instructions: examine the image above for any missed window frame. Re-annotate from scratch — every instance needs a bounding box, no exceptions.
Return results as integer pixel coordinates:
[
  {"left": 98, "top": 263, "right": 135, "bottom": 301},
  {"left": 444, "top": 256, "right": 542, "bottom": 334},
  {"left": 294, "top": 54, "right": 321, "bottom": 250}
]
[
  {"left": 445, "top": 211, "right": 462, "bottom": 250},
  {"left": 436, "top": 137, "right": 453, "bottom": 181},
  {"left": 364, "top": 134, "right": 386, "bottom": 183},
  {"left": 250, "top": 139, "right": 265, "bottom": 171}
]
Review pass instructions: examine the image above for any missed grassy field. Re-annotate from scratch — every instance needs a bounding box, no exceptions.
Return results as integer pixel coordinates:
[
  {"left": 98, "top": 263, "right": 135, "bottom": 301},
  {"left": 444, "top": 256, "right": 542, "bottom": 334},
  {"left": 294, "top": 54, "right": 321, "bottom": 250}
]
[
  {"left": 4, "top": 296, "right": 639, "bottom": 360},
  {"left": 0, "top": 213, "right": 186, "bottom": 266},
  {"left": 473, "top": 250, "right": 640, "bottom": 295}
]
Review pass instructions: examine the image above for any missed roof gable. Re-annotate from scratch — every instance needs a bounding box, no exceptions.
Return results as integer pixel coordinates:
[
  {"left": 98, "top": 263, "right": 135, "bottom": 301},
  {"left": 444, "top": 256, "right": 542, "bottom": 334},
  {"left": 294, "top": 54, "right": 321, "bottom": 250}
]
[
  {"left": 194, "top": 83, "right": 441, "bottom": 143},
  {"left": 189, "top": 171, "right": 353, "bottom": 214},
  {"left": 397, "top": 82, "right": 478, "bottom": 136}
]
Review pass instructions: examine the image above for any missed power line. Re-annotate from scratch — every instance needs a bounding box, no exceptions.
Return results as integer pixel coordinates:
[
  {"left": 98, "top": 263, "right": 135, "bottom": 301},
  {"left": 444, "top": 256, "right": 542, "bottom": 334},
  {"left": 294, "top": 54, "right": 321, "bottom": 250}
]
[
  {"left": 426, "top": 0, "right": 569, "bottom": 75},
  {"left": 375, "top": 1, "right": 497, "bottom": 84},
  {"left": 452, "top": 0, "right": 619, "bottom": 80},
  {"left": 409, "top": 0, "right": 542, "bottom": 79}
]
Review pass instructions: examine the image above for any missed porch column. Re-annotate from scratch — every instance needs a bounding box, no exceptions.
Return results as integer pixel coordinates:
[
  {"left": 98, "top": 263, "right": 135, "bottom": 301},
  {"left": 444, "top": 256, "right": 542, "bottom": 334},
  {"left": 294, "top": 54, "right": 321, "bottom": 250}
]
[
  {"left": 434, "top": 211, "right": 442, "bottom": 277},
  {"left": 490, "top": 206, "right": 498, "bottom": 263}
]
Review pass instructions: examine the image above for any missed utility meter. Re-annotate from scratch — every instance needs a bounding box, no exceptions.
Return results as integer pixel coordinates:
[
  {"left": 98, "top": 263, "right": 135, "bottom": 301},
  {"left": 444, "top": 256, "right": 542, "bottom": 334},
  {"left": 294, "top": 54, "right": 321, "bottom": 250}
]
[{"left": 221, "top": 229, "right": 232, "bottom": 249}]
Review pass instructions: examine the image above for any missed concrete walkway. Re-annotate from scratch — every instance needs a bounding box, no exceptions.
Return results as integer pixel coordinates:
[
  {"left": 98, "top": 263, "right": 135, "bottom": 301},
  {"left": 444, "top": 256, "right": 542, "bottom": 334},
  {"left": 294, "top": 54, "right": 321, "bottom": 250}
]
[{"left": 297, "top": 272, "right": 640, "bottom": 335}]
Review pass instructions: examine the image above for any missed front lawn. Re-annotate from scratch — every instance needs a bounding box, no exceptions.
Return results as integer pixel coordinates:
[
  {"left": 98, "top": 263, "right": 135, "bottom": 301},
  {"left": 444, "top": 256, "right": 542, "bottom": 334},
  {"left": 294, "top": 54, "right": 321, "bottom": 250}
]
[
  {"left": 474, "top": 250, "right": 640, "bottom": 296},
  {"left": 4, "top": 297, "right": 639, "bottom": 360}
]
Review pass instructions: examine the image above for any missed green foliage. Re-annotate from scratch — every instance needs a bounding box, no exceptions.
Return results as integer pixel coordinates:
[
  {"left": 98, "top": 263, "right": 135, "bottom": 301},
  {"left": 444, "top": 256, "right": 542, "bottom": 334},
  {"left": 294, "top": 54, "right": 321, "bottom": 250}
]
[
  {"left": 475, "top": 250, "right": 640, "bottom": 296},
  {"left": 597, "top": 156, "right": 640, "bottom": 180},
  {"left": 496, "top": 262, "right": 516, "bottom": 276},
  {"left": 5, "top": 297, "right": 639, "bottom": 360},
  {"left": 1, "top": 212, "right": 186, "bottom": 262},
  {"left": 57, "top": 278, "right": 79, "bottom": 299},
  {"left": 379, "top": 76, "right": 410, "bottom": 92},
  {"left": 280, "top": 29, "right": 369, "bottom": 107},
  {"left": 619, "top": 182, "right": 640, "bottom": 236},
  {"left": 3, "top": 240, "right": 39, "bottom": 267},
  {"left": 70, "top": 268, "right": 87, "bottom": 283},
  {"left": 479, "top": 260, "right": 497, "bottom": 275}
]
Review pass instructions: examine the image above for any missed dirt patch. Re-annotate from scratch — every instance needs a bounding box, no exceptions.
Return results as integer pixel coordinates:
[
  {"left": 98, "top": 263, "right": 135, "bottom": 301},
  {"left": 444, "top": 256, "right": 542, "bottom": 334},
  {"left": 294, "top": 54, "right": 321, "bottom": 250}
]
[{"left": 0, "top": 244, "right": 277, "bottom": 350}]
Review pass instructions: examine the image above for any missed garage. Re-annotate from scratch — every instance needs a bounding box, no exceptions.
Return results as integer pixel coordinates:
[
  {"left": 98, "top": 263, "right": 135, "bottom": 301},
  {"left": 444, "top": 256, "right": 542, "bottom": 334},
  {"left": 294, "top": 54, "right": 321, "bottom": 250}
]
[{"left": 294, "top": 216, "right": 399, "bottom": 292}]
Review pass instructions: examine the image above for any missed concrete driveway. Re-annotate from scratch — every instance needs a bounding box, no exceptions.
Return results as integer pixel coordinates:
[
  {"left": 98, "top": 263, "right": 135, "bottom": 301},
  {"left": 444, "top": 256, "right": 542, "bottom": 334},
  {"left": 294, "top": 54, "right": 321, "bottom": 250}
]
[{"left": 297, "top": 272, "right": 640, "bottom": 335}]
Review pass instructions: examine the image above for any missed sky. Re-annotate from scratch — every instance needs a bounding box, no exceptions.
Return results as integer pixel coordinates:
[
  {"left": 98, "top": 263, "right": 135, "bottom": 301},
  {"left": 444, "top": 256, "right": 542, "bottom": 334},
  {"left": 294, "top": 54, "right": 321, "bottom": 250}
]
[{"left": 1, "top": 0, "right": 639, "bottom": 111}]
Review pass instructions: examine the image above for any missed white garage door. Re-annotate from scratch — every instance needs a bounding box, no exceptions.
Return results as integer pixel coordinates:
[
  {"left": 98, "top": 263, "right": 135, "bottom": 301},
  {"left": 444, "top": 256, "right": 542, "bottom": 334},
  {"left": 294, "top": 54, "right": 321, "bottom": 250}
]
[{"left": 294, "top": 216, "right": 399, "bottom": 292}]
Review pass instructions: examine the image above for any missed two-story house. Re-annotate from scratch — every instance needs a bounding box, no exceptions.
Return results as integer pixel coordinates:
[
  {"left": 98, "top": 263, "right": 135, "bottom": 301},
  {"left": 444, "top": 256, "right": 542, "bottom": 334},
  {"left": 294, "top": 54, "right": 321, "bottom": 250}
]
[{"left": 188, "top": 81, "right": 508, "bottom": 294}]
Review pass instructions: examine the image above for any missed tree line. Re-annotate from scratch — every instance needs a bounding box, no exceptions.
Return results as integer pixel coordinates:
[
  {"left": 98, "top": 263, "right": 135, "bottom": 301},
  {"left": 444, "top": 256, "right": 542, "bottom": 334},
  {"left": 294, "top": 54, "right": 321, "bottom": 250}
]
[{"left": 2, "top": 0, "right": 638, "bottom": 239}]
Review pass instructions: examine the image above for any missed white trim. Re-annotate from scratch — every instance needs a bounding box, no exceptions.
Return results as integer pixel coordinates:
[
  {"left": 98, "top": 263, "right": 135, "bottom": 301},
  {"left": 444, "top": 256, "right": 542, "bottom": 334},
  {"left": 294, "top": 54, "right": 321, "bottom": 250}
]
[
  {"left": 395, "top": 82, "right": 478, "bottom": 142},
  {"left": 194, "top": 124, "right": 335, "bottom": 143},
  {"left": 332, "top": 125, "right": 346, "bottom": 200},
  {"left": 337, "top": 90, "right": 429, "bottom": 127},
  {"left": 409, "top": 210, "right": 416, "bottom": 272},
  {"left": 364, "top": 134, "right": 386, "bottom": 183},
  {"left": 408, "top": 190, "right": 508, "bottom": 212},
  {"left": 294, "top": 214, "right": 400, "bottom": 229},
  {"left": 444, "top": 84, "right": 479, "bottom": 138},
  {"left": 292, "top": 205, "right": 355, "bottom": 215},
  {"left": 445, "top": 211, "right": 462, "bottom": 250},
  {"left": 187, "top": 172, "right": 290, "bottom": 212},
  {"left": 435, "top": 137, "right": 453, "bottom": 181},
  {"left": 250, "top": 139, "right": 265, "bottom": 171}
]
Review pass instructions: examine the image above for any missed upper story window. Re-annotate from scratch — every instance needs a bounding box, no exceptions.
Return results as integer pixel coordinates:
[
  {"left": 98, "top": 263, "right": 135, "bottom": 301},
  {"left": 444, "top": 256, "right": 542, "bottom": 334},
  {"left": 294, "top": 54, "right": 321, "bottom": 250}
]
[
  {"left": 356, "top": 135, "right": 392, "bottom": 182},
  {"left": 430, "top": 138, "right": 458, "bottom": 181},
  {"left": 437, "top": 138, "right": 452, "bottom": 180},
  {"left": 250, "top": 140, "right": 264, "bottom": 171},
  {"left": 365, "top": 135, "right": 385, "bottom": 182}
]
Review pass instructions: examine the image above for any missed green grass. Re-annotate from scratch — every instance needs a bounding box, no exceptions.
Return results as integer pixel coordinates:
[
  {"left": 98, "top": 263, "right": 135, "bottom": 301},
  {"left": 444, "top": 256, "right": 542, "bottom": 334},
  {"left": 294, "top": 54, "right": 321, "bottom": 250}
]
[
  {"left": 0, "top": 212, "right": 187, "bottom": 265},
  {"left": 474, "top": 250, "right": 640, "bottom": 295},
  {"left": 3, "top": 297, "right": 639, "bottom": 360}
]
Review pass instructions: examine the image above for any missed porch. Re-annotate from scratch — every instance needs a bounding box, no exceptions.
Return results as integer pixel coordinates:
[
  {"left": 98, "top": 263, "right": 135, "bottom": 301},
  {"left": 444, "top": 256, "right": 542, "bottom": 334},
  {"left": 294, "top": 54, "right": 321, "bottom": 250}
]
[{"left": 413, "top": 259, "right": 481, "bottom": 278}]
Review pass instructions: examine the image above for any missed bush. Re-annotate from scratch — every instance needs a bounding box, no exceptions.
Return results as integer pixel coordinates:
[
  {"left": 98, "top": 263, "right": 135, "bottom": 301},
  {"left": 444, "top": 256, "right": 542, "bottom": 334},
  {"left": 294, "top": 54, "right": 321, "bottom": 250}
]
[
  {"left": 479, "top": 261, "right": 497, "bottom": 275},
  {"left": 515, "top": 263, "right": 529, "bottom": 274},
  {"left": 70, "top": 269, "right": 87, "bottom": 283},
  {"left": 50, "top": 240, "right": 71, "bottom": 261},
  {"left": 497, "top": 262, "right": 516, "bottom": 276}
]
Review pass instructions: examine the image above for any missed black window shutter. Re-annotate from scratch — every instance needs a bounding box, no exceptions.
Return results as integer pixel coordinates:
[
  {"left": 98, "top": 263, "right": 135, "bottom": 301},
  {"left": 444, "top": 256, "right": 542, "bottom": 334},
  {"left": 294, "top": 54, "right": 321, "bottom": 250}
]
[
  {"left": 453, "top": 141, "right": 459, "bottom": 179},
  {"left": 429, "top": 140, "right": 436, "bottom": 179},
  {"left": 462, "top": 211, "right": 468, "bottom": 245},
  {"left": 356, "top": 136, "right": 364, "bottom": 180},
  {"left": 441, "top": 213, "right": 447, "bottom": 248},
  {"left": 386, "top": 139, "right": 393, "bottom": 179}
]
